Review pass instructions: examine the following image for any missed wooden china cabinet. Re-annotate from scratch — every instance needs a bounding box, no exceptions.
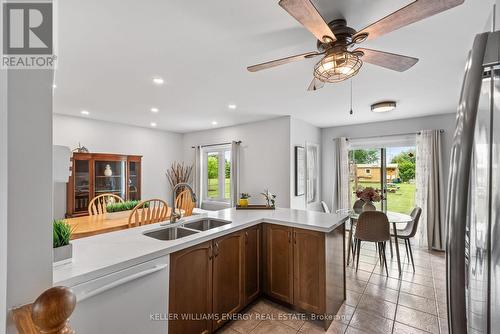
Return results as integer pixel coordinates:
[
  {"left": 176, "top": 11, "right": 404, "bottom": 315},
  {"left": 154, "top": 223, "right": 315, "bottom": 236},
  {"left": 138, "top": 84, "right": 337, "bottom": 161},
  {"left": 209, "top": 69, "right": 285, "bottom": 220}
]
[{"left": 66, "top": 153, "right": 142, "bottom": 218}]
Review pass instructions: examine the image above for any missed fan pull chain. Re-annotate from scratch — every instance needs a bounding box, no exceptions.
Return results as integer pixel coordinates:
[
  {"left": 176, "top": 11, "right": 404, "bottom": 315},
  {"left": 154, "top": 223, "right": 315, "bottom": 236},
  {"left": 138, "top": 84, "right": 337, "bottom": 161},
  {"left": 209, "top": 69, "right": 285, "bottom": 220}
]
[{"left": 349, "top": 79, "right": 353, "bottom": 115}]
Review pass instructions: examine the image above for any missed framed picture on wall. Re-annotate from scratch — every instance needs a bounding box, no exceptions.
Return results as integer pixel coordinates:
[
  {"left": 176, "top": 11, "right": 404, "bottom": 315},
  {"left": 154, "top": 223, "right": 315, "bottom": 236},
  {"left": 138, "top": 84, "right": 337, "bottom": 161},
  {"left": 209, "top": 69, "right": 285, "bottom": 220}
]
[{"left": 295, "top": 146, "right": 305, "bottom": 196}]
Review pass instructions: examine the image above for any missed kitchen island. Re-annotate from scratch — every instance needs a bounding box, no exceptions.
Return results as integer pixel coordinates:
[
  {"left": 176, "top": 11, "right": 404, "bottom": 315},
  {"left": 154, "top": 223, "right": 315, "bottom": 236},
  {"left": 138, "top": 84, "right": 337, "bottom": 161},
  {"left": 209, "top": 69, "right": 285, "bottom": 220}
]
[{"left": 54, "top": 208, "right": 348, "bottom": 333}]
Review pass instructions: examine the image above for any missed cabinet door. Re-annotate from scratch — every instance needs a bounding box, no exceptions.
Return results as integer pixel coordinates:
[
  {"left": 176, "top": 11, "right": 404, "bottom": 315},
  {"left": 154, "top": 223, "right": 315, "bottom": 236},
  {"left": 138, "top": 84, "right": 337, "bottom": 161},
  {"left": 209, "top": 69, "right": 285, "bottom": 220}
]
[
  {"left": 169, "top": 241, "right": 212, "bottom": 334},
  {"left": 293, "top": 228, "right": 326, "bottom": 314},
  {"left": 244, "top": 225, "right": 261, "bottom": 304},
  {"left": 212, "top": 231, "right": 245, "bottom": 331},
  {"left": 263, "top": 224, "right": 293, "bottom": 304}
]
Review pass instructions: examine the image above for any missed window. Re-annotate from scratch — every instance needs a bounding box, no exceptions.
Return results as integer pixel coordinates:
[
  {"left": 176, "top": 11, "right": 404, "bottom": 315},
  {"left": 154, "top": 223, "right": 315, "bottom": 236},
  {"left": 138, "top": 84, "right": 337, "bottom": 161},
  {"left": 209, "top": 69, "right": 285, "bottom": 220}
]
[{"left": 204, "top": 146, "right": 231, "bottom": 202}]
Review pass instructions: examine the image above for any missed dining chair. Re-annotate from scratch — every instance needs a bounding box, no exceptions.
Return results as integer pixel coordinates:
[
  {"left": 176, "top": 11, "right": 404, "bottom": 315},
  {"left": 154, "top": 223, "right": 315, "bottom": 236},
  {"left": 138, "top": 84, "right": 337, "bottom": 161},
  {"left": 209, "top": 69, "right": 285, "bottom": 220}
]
[
  {"left": 391, "top": 206, "right": 422, "bottom": 271},
  {"left": 175, "top": 189, "right": 196, "bottom": 217},
  {"left": 320, "top": 201, "right": 330, "bottom": 213},
  {"left": 88, "top": 193, "right": 124, "bottom": 216},
  {"left": 353, "top": 211, "right": 390, "bottom": 276},
  {"left": 128, "top": 199, "right": 169, "bottom": 227}
]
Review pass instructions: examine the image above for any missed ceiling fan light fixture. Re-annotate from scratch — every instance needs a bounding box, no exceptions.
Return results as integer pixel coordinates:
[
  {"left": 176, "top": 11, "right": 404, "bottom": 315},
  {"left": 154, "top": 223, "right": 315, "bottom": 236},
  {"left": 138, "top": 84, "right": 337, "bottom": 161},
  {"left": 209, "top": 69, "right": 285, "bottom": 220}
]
[
  {"left": 313, "top": 51, "right": 362, "bottom": 83},
  {"left": 371, "top": 101, "right": 396, "bottom": 113}
]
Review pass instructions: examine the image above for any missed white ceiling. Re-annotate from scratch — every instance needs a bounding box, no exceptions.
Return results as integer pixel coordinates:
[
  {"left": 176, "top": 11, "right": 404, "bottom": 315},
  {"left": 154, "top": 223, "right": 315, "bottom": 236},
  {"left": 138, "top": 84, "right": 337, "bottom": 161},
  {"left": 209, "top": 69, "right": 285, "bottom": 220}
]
[{"left": 54, "top": 0, "right": 493, "bottom": 133}]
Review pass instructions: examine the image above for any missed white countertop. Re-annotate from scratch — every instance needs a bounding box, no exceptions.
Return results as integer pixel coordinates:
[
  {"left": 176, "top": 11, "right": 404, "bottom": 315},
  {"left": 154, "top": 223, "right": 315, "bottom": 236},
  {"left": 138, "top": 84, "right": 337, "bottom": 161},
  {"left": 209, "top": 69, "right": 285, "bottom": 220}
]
[{"left": 53, "top": 208, "right": 348, "bottom": 287}]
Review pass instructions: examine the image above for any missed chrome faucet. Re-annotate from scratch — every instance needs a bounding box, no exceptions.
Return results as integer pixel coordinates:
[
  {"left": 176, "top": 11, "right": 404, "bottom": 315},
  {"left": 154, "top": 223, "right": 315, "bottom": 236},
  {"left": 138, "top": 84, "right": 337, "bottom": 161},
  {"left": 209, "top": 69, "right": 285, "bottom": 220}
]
[{"left": 170, "top": 182, "right": 197, "bottom": 224}]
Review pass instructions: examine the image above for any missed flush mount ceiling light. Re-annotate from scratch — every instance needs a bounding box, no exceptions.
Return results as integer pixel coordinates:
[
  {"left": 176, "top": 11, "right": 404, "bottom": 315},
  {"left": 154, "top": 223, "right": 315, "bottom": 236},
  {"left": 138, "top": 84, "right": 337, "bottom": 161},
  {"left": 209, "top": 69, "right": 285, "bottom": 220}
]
[
  {"left": 228, "top": 104, "right": 237, "bottom": 110},
  {"left": 371, "top": 101, "right": 396, "bottom": 113},
  {"left": 150, "top": 107, "right": 159, "bottom": 113},
  {"left": 152, "top": 77, "right": 164, "bottom": 85},
  {"left": 150, "top": 122, "right": 157, "bottom": 127},
  {"left": 313, "top": 50, "right": 362, "bottom": 83},
  {"left": 211, "top": 121, "right": 218, "bottom": 126},
  {"left": 81, "top": 110, "right": 89, "bottom": 115}
]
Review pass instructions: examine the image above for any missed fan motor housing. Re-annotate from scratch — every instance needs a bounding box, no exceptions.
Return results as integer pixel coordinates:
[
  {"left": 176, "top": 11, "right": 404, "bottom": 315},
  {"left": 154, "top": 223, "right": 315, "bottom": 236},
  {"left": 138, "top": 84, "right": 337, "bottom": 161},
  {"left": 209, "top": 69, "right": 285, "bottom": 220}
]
[{"left": 317, "top": 19, "right": 357, "bottom": 52}]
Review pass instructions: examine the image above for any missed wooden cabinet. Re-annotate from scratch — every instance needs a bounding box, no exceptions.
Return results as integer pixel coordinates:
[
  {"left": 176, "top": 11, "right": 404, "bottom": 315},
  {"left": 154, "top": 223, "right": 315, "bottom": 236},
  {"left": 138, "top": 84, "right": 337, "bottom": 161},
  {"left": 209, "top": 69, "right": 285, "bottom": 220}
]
[
  {"left": 170, "top": 227, "right": 258, "bottom": 334},
  {"left": 263, "top": 224, "right": 294, "bottom": 304},
  {"left": 263, "top": 224, "right": 327, "bottom": 314},
  {"left": 169, "top": 241, "right": 213, "bottom": 334},
  {"left": 293, "top": 229, "right": 326, "bottom": 314},
  {"left": 212, "top": 231, "right": 245, "bottom": 331},
  {"left": 66, "top": 153, "right": 142, "bottom": 217},
  {"left": 244, "top": 225, "right": 261, "bottom": 304}
]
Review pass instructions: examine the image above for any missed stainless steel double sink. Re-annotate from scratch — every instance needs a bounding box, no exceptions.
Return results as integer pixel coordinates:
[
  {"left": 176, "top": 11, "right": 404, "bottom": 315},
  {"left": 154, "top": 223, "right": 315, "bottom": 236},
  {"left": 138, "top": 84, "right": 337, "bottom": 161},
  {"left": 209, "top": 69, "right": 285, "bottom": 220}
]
[{"left": 143, "top": 218, "right": 231, "bottom": 241}]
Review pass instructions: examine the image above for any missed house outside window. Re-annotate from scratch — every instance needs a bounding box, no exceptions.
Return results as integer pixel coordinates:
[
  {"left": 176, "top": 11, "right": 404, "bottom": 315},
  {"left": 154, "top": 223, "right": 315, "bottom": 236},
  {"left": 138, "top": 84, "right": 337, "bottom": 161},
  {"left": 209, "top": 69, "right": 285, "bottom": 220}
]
[{"left": 203, "top": 145, "right": 231, "bottom": 203}]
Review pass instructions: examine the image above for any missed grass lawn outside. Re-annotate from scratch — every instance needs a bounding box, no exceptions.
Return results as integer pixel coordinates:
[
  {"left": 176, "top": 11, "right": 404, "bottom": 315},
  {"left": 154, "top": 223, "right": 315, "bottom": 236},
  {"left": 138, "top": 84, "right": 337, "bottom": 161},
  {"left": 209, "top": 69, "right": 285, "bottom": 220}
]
[
  {"left": 207, "top": 178, "right": 230, "bottom": 199},
  {"left": 351, "top": 181, "right": 416, "bottom": 214}
]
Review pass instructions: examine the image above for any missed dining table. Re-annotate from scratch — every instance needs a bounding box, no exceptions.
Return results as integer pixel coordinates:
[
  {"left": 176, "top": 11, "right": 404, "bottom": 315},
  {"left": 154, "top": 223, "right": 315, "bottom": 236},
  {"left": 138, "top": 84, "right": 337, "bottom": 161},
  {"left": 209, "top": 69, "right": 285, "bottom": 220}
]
[
  {"left": 347, "top": 210, "right": 413, "bottom": 275},
  {"left": 65, "top": 207, "right": 181, "bottom": 240}
]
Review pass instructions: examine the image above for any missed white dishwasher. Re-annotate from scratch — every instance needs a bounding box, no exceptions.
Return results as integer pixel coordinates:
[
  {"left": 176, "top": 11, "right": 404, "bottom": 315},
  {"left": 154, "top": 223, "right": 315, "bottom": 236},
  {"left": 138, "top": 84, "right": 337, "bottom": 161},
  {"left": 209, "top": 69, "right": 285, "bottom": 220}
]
[{"left": 69, "top": 255, "right": 169, "bottom": 334}]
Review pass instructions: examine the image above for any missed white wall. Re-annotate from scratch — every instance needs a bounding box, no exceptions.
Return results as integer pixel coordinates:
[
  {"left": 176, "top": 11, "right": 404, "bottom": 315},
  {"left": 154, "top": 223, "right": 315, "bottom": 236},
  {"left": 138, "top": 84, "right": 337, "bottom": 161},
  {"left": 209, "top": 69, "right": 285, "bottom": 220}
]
[
  {"left": 321, "top": 113, "right": 457, "bottom": 212},
  {"left": 0, "top": 59, "right": 7, "bottom": 334},
  {"left": 290, "top": 118, "right": 321, "bottom": 211},
  {"left": 53, "top": 114, "right": 183, "bottom": 218},
  {"left": 182, "top": 117, "right": 291, "bottom": 209},
  {"left": 5, "top": 70, "right": 54, "bottom": 333}
]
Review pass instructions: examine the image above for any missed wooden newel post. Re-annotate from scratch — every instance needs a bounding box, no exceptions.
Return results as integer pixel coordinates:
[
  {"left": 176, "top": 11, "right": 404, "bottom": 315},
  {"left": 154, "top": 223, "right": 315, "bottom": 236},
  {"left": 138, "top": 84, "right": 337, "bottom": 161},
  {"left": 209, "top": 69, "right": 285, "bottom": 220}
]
[{"left": 31, "top": 286, "right": 76, "bottom": 334}]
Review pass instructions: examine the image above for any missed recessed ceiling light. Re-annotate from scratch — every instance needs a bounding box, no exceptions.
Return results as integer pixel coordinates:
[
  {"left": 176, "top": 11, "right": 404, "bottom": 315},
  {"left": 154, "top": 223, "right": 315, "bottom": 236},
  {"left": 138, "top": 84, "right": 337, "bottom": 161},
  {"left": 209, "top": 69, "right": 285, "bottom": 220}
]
[
  {"left": 150, "top": 107, "right": 159, "bottom": 113},
  {"left": 81, "top": 110, "right": 89, "bottom": 115},
  {"left": 52, "top": 84, "right": 57, "bottom": 89},
  {"left": 152, "top": 77, "right": 164, "bottom": 85},
  {"left": 228, "top": 104, "right": 237, "bottom": 110},
  {"left": 211, "top": 121, "right": 218, "bottom": 126},
  {"left": 150, "top": 122, "right": 157, "bottom": 127},
  {"left": 371, "top": 101, "right": 396, "bottom": 113}
]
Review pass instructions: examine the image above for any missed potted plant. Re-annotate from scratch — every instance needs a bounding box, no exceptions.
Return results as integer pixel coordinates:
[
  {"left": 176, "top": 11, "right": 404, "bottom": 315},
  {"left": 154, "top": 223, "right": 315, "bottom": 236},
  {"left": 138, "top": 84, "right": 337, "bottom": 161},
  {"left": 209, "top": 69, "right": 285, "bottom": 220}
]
[
  {"left": 261, "top": 189, "right": 277, "bottom": 208},
  {"left": 53, "top": 220, "right": 74, "bottom": 265},
  {"left": 239, "top": 193, "right": 251, "bottom": 207}
]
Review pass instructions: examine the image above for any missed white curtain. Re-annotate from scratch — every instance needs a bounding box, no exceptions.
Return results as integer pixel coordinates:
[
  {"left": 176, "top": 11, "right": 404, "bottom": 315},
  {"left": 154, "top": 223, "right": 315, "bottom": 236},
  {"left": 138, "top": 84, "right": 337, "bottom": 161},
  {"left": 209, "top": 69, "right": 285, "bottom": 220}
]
[
  {"left": 230, "top": 141, "right": 240, "bottom": 207},
  {"left": 334, "top": 137, "right": 351, "bottom": 211},
  {"left": 193, "top": 145, "right": 203, "bottom": 208},
  {"left": 415, "top": 130, "right": 445, "bottom": 250}
]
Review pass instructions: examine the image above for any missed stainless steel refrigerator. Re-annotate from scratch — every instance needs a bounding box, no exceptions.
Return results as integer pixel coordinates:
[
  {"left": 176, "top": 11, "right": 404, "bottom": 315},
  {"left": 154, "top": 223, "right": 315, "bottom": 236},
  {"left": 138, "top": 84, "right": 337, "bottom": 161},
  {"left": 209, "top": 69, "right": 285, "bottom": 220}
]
[{"left": 446, "top": 30, "right": 500, "bottom": 333}]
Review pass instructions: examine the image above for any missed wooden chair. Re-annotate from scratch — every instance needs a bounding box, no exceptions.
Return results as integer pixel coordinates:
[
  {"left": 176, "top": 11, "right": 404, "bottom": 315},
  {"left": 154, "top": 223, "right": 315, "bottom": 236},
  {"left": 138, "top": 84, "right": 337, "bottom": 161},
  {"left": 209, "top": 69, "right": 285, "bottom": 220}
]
[
  {"left": 175, "top": 189, "right": 196, "bottom": 217},
  {"left": 353, "top": 211, "right": 390, "bottom": 276},
  {"left": 128, "top": 199, "right": 169, "bottom": 227},
  {"left": 88, "top": 193, "right": 124, "bottom": 215}
]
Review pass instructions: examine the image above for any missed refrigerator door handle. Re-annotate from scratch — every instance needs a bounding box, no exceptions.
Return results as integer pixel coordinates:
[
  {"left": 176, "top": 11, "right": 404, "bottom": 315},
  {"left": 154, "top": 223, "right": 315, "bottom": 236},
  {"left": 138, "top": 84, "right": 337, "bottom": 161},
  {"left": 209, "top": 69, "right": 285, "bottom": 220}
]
[{"left": 446, "top": 32, "right": 489, "bottom": 334}]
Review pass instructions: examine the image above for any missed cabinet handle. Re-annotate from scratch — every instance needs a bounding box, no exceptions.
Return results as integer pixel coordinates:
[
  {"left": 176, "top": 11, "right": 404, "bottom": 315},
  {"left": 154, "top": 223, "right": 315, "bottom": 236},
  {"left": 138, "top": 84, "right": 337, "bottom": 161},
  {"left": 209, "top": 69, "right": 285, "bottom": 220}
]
[
  {"left": 293, "top": 231, "right": 297, "bottom": 244},
  {"left": 208, "top": 244, "right": 213, "bottom": 259},
  {"left": 214, "top": 241, "right": 219, "bottom": 257},
  {"left": 245, "top": 231, "right": 248, "bottom": 244},
  {"left": 288, "top": 231, "right": 291, "bottom": 243}
]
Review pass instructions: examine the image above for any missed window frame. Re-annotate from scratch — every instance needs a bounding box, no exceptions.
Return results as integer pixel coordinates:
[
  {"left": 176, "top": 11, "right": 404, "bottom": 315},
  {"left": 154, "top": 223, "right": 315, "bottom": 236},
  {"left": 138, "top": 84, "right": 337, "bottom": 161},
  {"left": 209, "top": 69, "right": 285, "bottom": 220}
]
[{"left": 202, "top": 145, "right": 231, "bottom": 204}]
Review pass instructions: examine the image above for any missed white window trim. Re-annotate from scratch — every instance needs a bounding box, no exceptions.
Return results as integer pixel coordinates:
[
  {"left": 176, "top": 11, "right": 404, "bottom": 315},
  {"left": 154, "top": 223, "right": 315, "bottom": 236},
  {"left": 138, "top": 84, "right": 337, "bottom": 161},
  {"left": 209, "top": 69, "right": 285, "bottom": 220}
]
[{"left": 202, "top": 145, "right": 231, "bottom": 204}]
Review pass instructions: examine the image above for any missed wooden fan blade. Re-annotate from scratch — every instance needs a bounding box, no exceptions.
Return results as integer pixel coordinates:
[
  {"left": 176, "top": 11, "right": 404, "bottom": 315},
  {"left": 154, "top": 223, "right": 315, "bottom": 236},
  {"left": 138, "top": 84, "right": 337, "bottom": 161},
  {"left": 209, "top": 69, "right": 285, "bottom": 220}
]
[
  {"left": 355, "top": 0, "right": 464, "bottom": 42},
  {"left": 279, "top": 0, "right": 336, "bottom": 43},
  {"left": 247, "top": 51, "right": 323, "bottom": 72},
  {"left": 307, "top": 77, "right": 324, "bottom": 91},
  {"left": 355, "top": 48, "right": 418, "bottom": 72}
]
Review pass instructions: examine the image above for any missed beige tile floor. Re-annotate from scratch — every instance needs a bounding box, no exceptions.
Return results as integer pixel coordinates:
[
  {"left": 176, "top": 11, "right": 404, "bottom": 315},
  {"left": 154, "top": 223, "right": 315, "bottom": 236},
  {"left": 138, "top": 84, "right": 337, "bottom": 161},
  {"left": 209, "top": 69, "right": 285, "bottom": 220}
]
[{"left": 217, "top": 240, "right": 448, "bottom": 334}]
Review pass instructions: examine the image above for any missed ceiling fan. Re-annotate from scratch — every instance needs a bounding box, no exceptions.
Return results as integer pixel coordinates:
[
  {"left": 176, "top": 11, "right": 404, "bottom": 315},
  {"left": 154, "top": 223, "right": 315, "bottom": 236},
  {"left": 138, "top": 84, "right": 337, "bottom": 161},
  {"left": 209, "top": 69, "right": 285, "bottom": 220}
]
[{"left": 247, "top": 0, "right": 464, "bottom": 91}]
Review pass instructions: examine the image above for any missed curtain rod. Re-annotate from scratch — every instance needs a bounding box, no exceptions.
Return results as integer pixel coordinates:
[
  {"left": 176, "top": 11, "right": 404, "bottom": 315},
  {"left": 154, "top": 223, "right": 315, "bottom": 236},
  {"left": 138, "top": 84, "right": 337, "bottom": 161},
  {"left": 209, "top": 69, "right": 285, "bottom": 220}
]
[
  {"left": 191, "top": 141, "right": 241, "bottom": 149},
  {"left": 343, "top": 129, "right": 444, "bottom": 141}
]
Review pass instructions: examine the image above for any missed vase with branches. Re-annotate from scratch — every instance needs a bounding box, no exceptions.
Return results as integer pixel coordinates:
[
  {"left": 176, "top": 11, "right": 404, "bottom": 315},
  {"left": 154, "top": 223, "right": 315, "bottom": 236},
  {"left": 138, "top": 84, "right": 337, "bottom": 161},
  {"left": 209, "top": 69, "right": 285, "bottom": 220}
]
[{"left": 166, "top": 162, "right": 194, "bottom": 196}]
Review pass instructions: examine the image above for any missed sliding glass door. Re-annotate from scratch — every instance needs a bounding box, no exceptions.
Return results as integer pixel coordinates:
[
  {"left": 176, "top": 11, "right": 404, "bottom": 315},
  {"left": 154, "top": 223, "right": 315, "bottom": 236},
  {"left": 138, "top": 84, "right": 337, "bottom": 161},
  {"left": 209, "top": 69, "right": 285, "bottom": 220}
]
[{"left": 348, "top": 141, "right": 416, "bottom": 215}]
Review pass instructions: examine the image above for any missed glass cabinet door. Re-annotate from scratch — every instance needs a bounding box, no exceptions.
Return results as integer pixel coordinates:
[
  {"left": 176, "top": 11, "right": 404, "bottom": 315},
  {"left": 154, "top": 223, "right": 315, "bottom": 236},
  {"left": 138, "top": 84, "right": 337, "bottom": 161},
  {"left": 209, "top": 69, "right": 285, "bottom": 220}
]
[
  {"left": 94, "top": 160, "right": 126, "bottom": 200},
  {"left": 74, "top": 159, "right": 90, "bottom": 213},
  {"left": 128, "top": 161, "right": 140, "bottom": 201}
]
